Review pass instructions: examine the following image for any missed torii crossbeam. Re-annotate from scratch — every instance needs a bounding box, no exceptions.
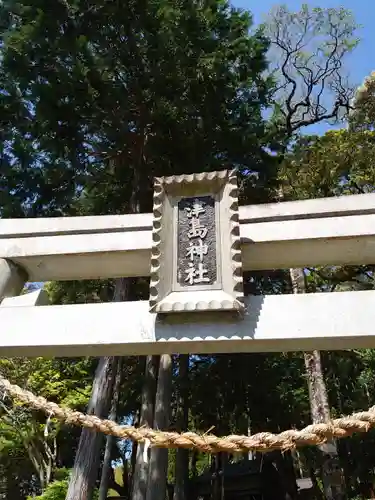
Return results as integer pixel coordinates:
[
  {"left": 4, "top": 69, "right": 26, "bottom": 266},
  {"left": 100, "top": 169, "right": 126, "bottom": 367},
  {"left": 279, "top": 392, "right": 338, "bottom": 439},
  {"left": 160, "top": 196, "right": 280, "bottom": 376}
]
[{"left": 1, "top": 170, "right": 375, "bottom": 358}]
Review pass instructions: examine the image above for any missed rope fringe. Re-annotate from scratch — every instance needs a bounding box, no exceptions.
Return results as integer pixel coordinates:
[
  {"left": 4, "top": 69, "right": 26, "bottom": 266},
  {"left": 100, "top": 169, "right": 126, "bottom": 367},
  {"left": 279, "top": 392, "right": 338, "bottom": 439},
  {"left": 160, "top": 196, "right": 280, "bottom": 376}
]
[{"left": 1, "top": 374, "right": 375, "bottom": 454}]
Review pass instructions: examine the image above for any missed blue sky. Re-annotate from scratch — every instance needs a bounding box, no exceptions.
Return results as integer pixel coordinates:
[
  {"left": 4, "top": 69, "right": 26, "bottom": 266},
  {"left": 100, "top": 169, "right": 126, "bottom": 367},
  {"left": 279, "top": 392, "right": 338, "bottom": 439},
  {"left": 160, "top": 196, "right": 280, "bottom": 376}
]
[{"left": 232, "top": 0, "right": 375, "bottom": 135}]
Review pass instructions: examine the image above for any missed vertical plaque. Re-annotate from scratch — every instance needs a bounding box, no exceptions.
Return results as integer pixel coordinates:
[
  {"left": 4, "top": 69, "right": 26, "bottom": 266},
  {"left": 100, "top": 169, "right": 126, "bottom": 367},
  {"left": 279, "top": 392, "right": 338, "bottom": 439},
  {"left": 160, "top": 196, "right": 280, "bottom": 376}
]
[
  {"left": 177, "top": 196, "right": 217, "bottom": 287},
  {"left": 149, "top": 170, "right": 244, "bottom": 313}
]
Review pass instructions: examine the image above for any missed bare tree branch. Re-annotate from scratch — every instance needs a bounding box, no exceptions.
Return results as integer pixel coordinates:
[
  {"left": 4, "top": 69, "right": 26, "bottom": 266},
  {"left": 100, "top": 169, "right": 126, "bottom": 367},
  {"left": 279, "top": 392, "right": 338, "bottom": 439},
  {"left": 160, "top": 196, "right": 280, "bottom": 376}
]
[{"left": 263, "top": 5, "right": 359, "bottom": 138}]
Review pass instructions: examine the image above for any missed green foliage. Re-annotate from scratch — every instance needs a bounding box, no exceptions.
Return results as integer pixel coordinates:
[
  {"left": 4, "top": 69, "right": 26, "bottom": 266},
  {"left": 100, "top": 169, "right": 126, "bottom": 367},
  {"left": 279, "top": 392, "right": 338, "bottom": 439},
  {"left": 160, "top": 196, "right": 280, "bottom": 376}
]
[
  {"left": 280, "top": 129, "right": 375, "bottom": 199},
  {"left": 29, "top": 469, "right": 98, "bottom": 500},
  {"left": 0, "top": 0, "right": 275, "bottom": 219},
  {"left": 0, "top": 355, "right": 95, "bottom": 496},
  {"left": 28, "top": 479, "right": 69, "bottom": 500},
  {"left": 350, "top": 72, "right": 375, "bottom": 131},
  {"left": 28, "top": 470, "right": 70, "bottom": 500}
]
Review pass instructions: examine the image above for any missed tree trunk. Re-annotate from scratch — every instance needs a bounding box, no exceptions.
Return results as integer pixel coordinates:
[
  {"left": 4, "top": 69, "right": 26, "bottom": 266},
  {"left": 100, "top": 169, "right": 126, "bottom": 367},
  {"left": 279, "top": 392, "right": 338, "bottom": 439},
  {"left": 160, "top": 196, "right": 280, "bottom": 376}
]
[
  {"left": 212, "top": 454, "right": 224, "bottom": 500},
  {"left": 131, "top": 355, "right": 160, "bottom": 500},
  {"left": 66, "top": 278, "right": 129, "bottom": 500},
  {"left": 65, "top": 356, "right": 118, "bottom": 500},
  {"left": 146, "top": 354, "right": 173, "bottom": 500},
  {"left": 98, "top": 357, "right": 123, "bottom": 500},
  {"left": 0, "top": 258, "right": 27, "bottom": 300},
  {"left": 191, "top": 451, "right": 198, "bottom": 479},
  {"left": 130, "top": 412, "right": 139, "bottom": 493},
  {"left": 289, "top": 268, "right": 346, "bottom": 500},
  {"left": 24, "top": 433, "right": 56, "bottom": 492},
  {"left": 173, "top": 355, "right": 189, "bottom": 500},
  {"left": 245, "top": 385, "right": 253, "bottom": 461}
]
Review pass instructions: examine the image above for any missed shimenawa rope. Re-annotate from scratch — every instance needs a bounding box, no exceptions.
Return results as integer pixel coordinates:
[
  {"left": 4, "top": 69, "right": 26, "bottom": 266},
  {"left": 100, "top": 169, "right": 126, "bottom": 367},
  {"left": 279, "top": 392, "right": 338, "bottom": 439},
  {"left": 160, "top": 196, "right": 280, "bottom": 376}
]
[{"left": 1, "top": 374, "right": 375, "bottom": 454}]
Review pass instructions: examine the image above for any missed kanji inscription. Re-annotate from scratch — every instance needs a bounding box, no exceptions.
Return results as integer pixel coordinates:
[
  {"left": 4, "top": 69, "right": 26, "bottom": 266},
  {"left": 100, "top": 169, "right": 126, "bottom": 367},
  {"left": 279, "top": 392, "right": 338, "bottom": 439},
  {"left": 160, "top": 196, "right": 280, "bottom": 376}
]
[
  {"left": 177, "top": 196, "right": 217, "bottom": 287},
  {"left": 149, "top": 170, "right": 244, "bottom": 314}
]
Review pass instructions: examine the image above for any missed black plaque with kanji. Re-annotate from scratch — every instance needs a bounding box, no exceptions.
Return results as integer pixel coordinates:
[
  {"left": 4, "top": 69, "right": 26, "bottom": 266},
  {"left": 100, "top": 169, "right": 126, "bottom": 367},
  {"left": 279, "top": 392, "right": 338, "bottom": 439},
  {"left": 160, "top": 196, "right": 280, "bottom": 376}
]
[{"left": 177, "top": 195, "right": 217, "bottom": 287}]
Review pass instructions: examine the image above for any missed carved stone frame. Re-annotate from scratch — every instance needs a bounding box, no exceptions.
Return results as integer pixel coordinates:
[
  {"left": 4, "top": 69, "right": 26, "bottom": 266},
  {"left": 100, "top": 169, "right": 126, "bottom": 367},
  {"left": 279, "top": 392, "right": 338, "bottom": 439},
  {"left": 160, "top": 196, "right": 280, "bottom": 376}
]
[{"left": 149, "top": 170, "right": 244, "bottom": 313}]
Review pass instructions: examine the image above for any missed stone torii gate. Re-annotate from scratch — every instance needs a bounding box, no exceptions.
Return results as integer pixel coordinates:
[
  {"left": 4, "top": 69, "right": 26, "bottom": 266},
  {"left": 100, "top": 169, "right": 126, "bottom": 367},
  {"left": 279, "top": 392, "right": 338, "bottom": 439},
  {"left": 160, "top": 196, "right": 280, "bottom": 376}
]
[{"left": 1, "top": 169, "right": 375, "bottom": 357}]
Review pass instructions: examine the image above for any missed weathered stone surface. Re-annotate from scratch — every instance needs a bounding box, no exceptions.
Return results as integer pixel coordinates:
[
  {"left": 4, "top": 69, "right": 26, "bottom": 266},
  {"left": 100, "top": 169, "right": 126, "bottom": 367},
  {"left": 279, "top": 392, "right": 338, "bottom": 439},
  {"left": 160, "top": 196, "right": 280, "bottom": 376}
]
[{"left": 177, "top": 196, "right": 217, "bottom": 287}]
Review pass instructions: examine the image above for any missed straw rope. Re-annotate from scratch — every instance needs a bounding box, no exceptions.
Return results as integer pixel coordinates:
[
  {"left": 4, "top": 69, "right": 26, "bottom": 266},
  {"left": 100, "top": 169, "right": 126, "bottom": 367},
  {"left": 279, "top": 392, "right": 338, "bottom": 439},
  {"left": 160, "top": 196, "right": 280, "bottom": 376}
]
[{"left": 1, "top": 374, "right": 375, "bottom": 453}]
